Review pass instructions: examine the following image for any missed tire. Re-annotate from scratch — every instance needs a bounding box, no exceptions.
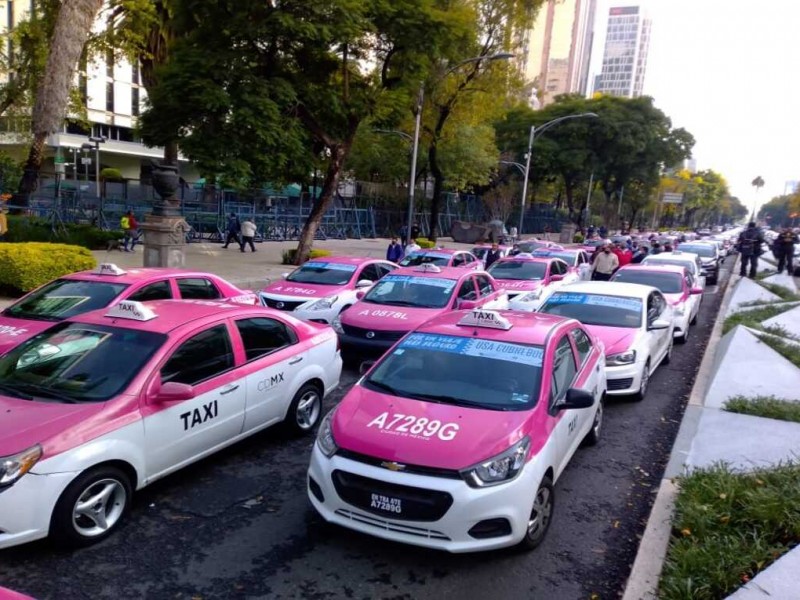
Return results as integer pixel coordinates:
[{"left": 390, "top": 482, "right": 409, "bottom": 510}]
[
  {"left": 632, "top": 361, "right": 650, "bottom": 402},
  {"left": 678, "top": 325, "right": 690, "bottom": 344},
  {"left": 518, "top": 477, "right": 554, "bottom": 551},
  {"left": 582, "top": 396, "right": 604, "bottom": 447},
  {"left": 50, "top": 466, "right": 132, "bottom": 548},
  {"left": 690, "top": 311, "right": 698, "bottom": 326},
  {"left": 284, "top": 383, "right": 323, "bottom": 435}
]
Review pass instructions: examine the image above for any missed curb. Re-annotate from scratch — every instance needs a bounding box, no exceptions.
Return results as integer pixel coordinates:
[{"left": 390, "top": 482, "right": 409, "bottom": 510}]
[{"left": 622, "top": 258, "right": 740, "bottom": 600}]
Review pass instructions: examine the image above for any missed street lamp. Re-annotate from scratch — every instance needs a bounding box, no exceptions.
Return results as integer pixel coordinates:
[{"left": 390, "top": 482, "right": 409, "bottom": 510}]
[
  {"left": 517, "top": 112, "right": 598, "bottom": 236},
  {"left": 499, "top": 160, "right": 526, "bottom": 175},
  {"left": 82, "top": 135, "right": 106, "bottom": 197}
]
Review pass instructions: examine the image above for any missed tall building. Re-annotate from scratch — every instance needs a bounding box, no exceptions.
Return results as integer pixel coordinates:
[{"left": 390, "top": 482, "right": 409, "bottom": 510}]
[
  {"left": 517, "top": 0, "right": 597, "bottom": 107},
  {"left": 592, "top": 5, "right": 652, "bottom": 98}
]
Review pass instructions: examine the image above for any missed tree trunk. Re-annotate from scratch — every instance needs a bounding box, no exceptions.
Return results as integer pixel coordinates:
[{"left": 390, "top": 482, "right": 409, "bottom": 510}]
[
  {"left": 428, "top": 142, "right": 443, "bottom": 241},
  {"left": 295, "top": 142, "right": 351, "bottom": 265},
  {"left": 164, "top": 140, "right": 179, "bottom": 166},
  {"left": 15, "top": 0, "right": 104, "bottom": 205}
]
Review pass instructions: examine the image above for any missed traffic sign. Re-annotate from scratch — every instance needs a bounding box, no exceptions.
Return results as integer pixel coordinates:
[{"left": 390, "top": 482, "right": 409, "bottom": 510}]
[
  {"left": 81, "top": 158, "right": 92, "bottom": 165},
  {"left": 662, "top": 192, "right": 683, "bottom": 204}
]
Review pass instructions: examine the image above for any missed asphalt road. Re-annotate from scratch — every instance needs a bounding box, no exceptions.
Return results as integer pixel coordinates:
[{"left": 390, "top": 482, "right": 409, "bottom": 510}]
[{"left": 0, "top": 262, "right": 732, "bottom": 600}]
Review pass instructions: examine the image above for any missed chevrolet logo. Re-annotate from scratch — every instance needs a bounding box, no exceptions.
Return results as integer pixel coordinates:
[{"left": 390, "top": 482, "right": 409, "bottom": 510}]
[{"left": 381, "top": 461, "right": 406, "bottom": 472}]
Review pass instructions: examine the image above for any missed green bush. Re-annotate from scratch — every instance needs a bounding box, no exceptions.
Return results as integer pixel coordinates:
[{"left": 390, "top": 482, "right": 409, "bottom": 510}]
[
  {"left": 3, "top": 216, "right": 123, "bottom": 250},
  {"left": 573, "top": 232, "right": 585, "bottom": 243},
  {"left": 281, "top": 248, "right": 333, "bottom": 265},
  {"left": 415, "top": 237, "right": 436, "bottom": 249},
  {"left": 0, "top": 242, "right": 96, "bottom": 292},
  {"left": 100, "top": 168, "right": 124, "bottom": 181}
]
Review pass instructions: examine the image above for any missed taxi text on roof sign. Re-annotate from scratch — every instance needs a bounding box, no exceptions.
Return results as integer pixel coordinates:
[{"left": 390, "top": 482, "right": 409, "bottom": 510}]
[
  {"left": 105, "top": 300, "right": 157, "bottom": 321},
  {"left": 415, "top": 264, "right": 442, "bottom": 273},
  {"left": 458, "top": 309, "right": 513, "bottom": 330},
  {"left": 94, "top": 263, "right": 127, "bottom": 276}
]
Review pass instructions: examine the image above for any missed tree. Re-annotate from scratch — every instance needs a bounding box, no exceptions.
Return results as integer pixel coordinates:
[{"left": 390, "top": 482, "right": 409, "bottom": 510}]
[
  {"left": 16, "top": 0, "right": 105, "bottom": 204},
  {"left": 751, "top": 175, "right": 765, "bottom": 220}
]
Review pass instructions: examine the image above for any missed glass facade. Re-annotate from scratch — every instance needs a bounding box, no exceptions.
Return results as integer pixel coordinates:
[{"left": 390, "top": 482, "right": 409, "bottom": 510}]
[{"left": 595, "top": 5, "right": 652, "bottom": 98}]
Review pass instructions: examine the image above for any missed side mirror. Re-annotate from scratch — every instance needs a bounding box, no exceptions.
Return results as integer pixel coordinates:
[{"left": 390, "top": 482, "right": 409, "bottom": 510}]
[
  {"left": 355, "top": 290, "right": 366, "bottom": 300},
  {"left": 648, "top": 319, "right": 671, "bottom": 331},
  {"left": 155, "top": 381, "right": 195, "bottom": 402},
  {"left": 558, "top": 388, "right": 595, "bottom": 410},
  {"left": 457, "top": 299, "right": 479, "bottom": 310},
  {"left": 550, "top": 274, "right": 563, "bottom": 282},
  {"left": 690, "top": 287, "right": 703, "bottom": 295},
  {"left": 356, "top": 279, "right": 373, "bottom": 288},
  {"left": 281, "top": 272, "right": 289, "bottom": 279},
  {"left": 359, "top": 360, "right": 376, "bottom": 375}
]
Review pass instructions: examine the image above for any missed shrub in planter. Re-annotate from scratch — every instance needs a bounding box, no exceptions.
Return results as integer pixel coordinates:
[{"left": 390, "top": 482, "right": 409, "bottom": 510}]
[
  {"left": 100, "top": 168, "right": 124, "bottom": 181},
  {"left": 573, "top": 233, "right": 585, "bottom": 243},
  {"left": 415, "top": 237, "right": 436, "bottom": 249},
  {"left": 3, "top": 216, "right": 123, "bottom": 250},
  {"left": 281, "top": 248, "right": 333, "bottom": 265},
  {"left": 0, "top": 242, "right": 96, "bottom": 292}
]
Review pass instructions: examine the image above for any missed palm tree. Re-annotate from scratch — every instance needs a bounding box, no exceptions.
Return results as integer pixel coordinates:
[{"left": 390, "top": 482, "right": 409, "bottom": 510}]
[
  {"left": 751, "top": 176, "right": 764, "bottom": 221},
  {"left": 16, "top": 0, "right": 105, "bottom": 205}
]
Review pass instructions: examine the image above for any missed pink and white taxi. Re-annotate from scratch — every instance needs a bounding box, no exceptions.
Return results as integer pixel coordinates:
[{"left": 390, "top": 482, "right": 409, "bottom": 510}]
[
  {"left": 487, "top": 256, "right": 577, "bottom": 311},
  {"left": 611, "top": 264, "right": 702, "bottom": 343},
  {"left": 537, "top": 282, "right": 673, "bottom": 401},
  {"left": 260, "top": 257, "right": 397, "bottom": 324},
  {"left": 332, "top": 265, "right": 508, "bottom": 359},
  {"left": 0, "top": 299, "right": 341, "bottom": 549},
  {"left": 470, "top": 244, "right": 512, "bottom": 267},
  {"left": 398, "top": 248, "right": 480, "bottom": 270},
  {"left": 309, "top": 309, "right": 606, "bottom": 552},
  {"left": 531, "top": 248, "right": 593, "bottom": 281},
  {"left": 0, "top": 263, "right": 258, "bottom": 356}
]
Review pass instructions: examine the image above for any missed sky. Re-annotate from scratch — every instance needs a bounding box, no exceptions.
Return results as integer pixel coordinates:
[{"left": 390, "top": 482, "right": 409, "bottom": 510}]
[{"left": 588, "top": 0, "right": 800, "bottom": 214}]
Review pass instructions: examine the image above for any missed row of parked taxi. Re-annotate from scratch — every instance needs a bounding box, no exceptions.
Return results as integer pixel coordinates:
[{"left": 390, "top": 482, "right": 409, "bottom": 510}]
[{"left": 0, "top": 235, "right": 725, "bottom": 562}]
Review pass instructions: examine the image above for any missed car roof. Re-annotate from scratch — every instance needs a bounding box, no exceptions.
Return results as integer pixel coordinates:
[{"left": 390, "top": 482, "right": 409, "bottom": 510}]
[
  {"left": 644, "top": 250, "right": 701, "bottom": 261},
  {"left": 409, "top": 248, "right": 462, "bottom": 256},
  {"left": 388, "top": 265, "right": 474, "bottom": 280},
  {"left": 495, "top": 256, "right": 554, "bottom": 265},
  {"left": 67, "top": 266, "right": 224, "bottom": 285},
  {"left": 304, "top": 255, "right": 383, "bottom": 265},
  {"left": 616, "top": 264, "right": 687, "bottom": 276},
  {"left": 71, "top": 299, "right": 261, "bottom": 334},
  {"left": 417, "top": 309, "right": 575, "bottom": 346},
  {"left": 553, "top": 281, "right": 658, "bottom": 299}
]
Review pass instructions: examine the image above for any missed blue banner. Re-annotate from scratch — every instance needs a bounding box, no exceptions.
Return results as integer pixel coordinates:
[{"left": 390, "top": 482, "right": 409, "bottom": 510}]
[
  {"left": 399, "top": 333, "right": 543, "bottom": 366},
  {"left": 547, "top": 293, "right": 642, "bottom": 311}
]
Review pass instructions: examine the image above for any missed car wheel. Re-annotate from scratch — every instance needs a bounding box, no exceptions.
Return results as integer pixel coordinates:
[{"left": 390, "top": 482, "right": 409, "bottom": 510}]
[
  {"left": 50, "top": 466, "right": 132, "bottom": 548},
  {"left": 678, "top": 324, "right": 690, "bottom": 344},
  {"left": 518, "top": 477, "right": 554, "bottom": 551},
  {"left": 690, "top": 311, "right": 698, "bottom": 326},
  {"left": 582, "top": 396, "right": 604, "bottom": 447},
  {"left": 284, "top": 383, "right": 322, "bottom": 434},
  {"left": 633, "top": 361, "right": 650, "bottom": 402}
]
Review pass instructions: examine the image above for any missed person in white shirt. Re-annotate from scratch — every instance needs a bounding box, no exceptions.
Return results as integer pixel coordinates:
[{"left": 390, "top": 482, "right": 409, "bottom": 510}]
[
  {"left": 240, "top": 219, "right": 258, "bottom": 252},
  {"left": 591, "top": 244, "right": 619, "bottom": 280},
  {"left": 403, "top": 241, "right": 420, "bottom": 258}
]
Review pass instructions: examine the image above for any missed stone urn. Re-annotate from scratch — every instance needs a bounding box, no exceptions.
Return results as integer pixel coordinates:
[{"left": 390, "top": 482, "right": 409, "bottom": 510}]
[
  {"left": 150, "top": 160, "right": 180, "bottom": 217},
  {"left": 142, "top": 160, "right": 188, "bottom": 268}
]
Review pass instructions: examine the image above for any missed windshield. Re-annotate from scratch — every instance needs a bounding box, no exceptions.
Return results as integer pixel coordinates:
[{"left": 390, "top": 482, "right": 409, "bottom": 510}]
[
  {"left": 540, "top": 292, "right": 643, "bottom": 328},
  {"left": 4, "top": 279, "right": 129, "bottom": 321},
  {"left": 488, "top": 260, "right": 546, "bottom": 281},
  {"left": 517, "top": 241, "right": 549, "bottom": 253},
  {"left": 398, "top": 252, "right": 451, "bottom": 267},
  {"left": 611, "top": 271, "right": 683, "bottom": 294},
  {"left": 643, "top": 257, "right": 697, "bottom": 274},
  {"left": 678, "top": 244, "right": 716, "bottom": 258},
  {"left": 533, "top": 251, "right": 576, "bottom": 265},
  {"left": 286, "top": 262, "right": 357, "bottom": 285},
  {"left": 363, "top": 275, "right": 456, "bottom": 308},
  {"left": 365, "top": 333, "right": 544, "bottom": 411},
  {"left": 0, "top": 322, "right": 166, "bottom": 402}
]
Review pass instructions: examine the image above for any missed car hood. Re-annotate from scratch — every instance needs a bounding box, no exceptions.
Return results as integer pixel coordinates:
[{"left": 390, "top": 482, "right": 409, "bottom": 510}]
[
  {"left": 0, "top": 315, "right": 55, "bottom": 355},
  {"left": 0, "top": 395, "right": 108, "bottom": 457},
  {"left": 261, "top": 281, "right": 348, "bottom": 299},
  {"left": 342, "top": 302, "right": 444, "bottom": 331},
  {"left": 584, "top": 324, "right": 639, "bottom": 357},
  {"left": 333, "top": 386, "right": 531, "bottom": 470}
]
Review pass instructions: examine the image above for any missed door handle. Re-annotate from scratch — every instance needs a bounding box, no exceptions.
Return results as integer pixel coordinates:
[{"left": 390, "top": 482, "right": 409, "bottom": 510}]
[
  {"left": 289, "top": 356, "right": 303, "bottom": 365},
  {"left": 220, "top": 384, "right": 239, "bottom": 395}
]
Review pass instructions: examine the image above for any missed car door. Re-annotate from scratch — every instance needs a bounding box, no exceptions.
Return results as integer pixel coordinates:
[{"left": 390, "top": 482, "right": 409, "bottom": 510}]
[
  {"left": 376, "top": 262, "right": 397, "bottom": 278},
  {"left": 548, "top": 335, "right": 580, "bottom": 476},
  {"left": 452, "top": 276, "right": 479, "bottom": 308},
  {"left": 685, "top": 272, "right": 701, "bottom": 320},
  {"left": 356, "top": 263, "right": 383, "bottom": 286},
  {"left": 474, "top": 273, "right": 506, "bottom": 309},
  {"left": 645, "top": 292, "right": 670, "bottom": 365},
  {"left": 126, "top": 279, "right": 174, "bottom": 302},
  {"left": 175, "top": 277, "right": 223, "bottom": 300},
  {"left": 235, "top": 316, "right": 306, "bottom": 432},
  {"left": 142, "top": 322, "right": 247, "bottom": 480}
]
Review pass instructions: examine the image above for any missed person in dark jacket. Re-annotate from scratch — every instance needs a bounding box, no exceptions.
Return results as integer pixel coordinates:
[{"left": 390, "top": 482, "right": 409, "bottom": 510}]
[
  {"left": 386, "top": 237, "right": 404, "bottom": 263},
  {"left": 484, "top": 243, "right": 502, "bottom": 269},
  {"left": 737, "top": 222, "right": 765, "bottom": 278},
  {"left": 222, "top": 212, "right": 241, "bottom": 249},
  {"left": 773, "top": 227, "right": 799, "bottom": 274}
]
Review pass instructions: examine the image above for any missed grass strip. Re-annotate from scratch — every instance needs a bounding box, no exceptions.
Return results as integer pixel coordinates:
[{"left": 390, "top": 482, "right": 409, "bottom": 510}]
[
  {"left": 758, "top": 333, "right": 800, "bottom": 368},
  {"left": 759, "top": 282, "right": 800, "bottom": 302},
  {"left": 723, "top": 305, "right": 792, "bottom": 334},
  {"left": 724, "top": 395, "right": 800, "bottom": 423},
  {"left": 660, "top": 463, "right": 800, "bottom": 600}
]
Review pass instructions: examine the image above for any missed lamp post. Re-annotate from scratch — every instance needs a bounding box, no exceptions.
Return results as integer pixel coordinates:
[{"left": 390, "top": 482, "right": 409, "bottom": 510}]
[
  {"left": 516, "top": 112, "right": 598, "bottom": 236},
  {"left": 82, "top": 136, "right": 106, "bottom": 197}
]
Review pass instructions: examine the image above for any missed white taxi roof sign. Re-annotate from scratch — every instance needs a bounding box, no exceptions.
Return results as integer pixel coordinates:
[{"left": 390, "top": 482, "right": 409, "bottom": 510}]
[
  {"left": 105, "top": 300, "right": 157, "bottom": 321},
  {"left": 94, "top": 263, "right": 127, "bottom": 276},
  {"left": 415, "top": 263, "right": 442, "bottom": 273},
  {"left": 458, "top": 309, "right": 513, "bottom": 330}
]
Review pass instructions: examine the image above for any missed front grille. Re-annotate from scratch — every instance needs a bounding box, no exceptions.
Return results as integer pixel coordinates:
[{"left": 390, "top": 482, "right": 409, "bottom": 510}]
[
  {"left": 608, "top": 377, "right": 634, "bottom": 391},
  {"left": 262, "top": 297, "right": 306, "bottom": 311},
  {"left": 334, "top": 509, "right": 450, "bottom": 540},
  {"left": 337, "top": 448, "right": 462, "bottom": 480},
  {"left": 341, "top": 324, "right": 406, "bottom": 342},
  {"left": 332, "top": 470, "right": 453, "bottom": 522}
]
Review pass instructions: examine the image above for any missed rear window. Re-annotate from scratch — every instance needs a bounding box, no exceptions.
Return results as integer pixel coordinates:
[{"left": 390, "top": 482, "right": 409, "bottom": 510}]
[
  {"left": 286, "top": 262, "right": 357, "bottom": 285},
  {"left": 4, "top": 279, "right": 129, "bottom": 321},
  {"left": 398, "top": 252, "right": 451, "bottom": 267},
  {"left": 488, "top": 261, "right": 546, "bottom": 281},
  {"left": 540, "top": 292, "right": 643, "bottom": 328},
  {"left": 363, "top": 275, "right": 456, "bottom": 309},
  {"left": 678, "top": 245, "right": 716, "bottom": 258},
  {"left": 611, "top": 270, "right": 683, "bottom": 294}
]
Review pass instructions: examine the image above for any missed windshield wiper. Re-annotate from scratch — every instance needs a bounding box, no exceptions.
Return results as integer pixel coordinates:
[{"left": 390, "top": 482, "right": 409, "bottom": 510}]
[
  {"left": 0, "top": 381, "right": 34, "bottom": 400},
  {"left": 8, "top": 382, "right": 79, "bottom": 403},
  {"left": 2, "top": 310, "right": 60, "bottom": 322},
  {"left": 365, "top": 379, "right": 401, "bottom": 397}
]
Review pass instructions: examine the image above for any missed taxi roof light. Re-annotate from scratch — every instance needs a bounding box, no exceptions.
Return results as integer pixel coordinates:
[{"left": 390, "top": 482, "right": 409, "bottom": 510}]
[
  {"left": 105, "top": 300, "right": 157, "bottom": 321},
  {"left": 415, "top": 263, "right": 442, "bottom": 273},
  {"left": 94, "top": 263, "right": 127, "bottom": 276},
  {"left": 458, "top": 309, "right": 513, "bottom": 330}
]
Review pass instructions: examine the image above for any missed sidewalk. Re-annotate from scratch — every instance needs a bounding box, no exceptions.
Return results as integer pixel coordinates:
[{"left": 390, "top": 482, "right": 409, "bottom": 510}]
[{"left": 624, "top": 256, "right": 800, "bottom": 600}]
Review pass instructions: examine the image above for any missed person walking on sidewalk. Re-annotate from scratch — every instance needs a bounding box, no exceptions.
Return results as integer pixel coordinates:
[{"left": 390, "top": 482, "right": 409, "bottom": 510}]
[
  {"left": 592, "top": 244, "right": 619, "bottom": 281},
  {"left": 386, "top": 237, "right": 403, "bottom": 263},
  {"left": 222, "top": 212, "right": 241, "bottom": 249},
  {"left": 773, "top": 227, "right": 798, "bottom": 274},
  {"left": 121, "top": 210, "right": 138, "bottom": 252},
  {"left": 737, "top": 222, "right": 765, "bottom": 279},
  {"left": 240, "top": 218, "right": 257, "bottom": 252}
]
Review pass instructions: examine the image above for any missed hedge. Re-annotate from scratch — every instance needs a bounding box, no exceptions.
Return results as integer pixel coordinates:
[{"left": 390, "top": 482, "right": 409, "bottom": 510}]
[
  {"left": 0, "top": 242, "right": 97, "bottom": 292},
  {"left": 281, "top": 248, "right": 333, "bottom": 265},
  {"left": 3, "top": 216, "right": 123, "bottom": 250},
  {"left": 415, "top": 237, "right": 436, "bottom": 249}
]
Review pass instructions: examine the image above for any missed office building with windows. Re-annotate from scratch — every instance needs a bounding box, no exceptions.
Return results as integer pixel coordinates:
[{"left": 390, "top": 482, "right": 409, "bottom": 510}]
[{"left": 591, "top": 5, "right": 651, "bottom": 98}]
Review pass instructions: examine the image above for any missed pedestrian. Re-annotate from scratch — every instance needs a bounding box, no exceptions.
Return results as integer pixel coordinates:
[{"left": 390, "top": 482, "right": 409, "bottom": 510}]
[
  {"left": 509, "top": 243, "right": 521, "bottom": 256},
  {"left": 222, "top": 212, "right": 241, "bottom": 249},
  {"left": 386, "top": 236, "right": 403, "bottom": 263},
  {"left": 631, "top": 245, "right": 648, "bottom": 264},
  {"left": 650, "top": 241, "right": 662, "bottom": 255},
  {"left": 663, "top": 241, "right": 674, "bottom": 252},
  {"left": 592, "top": 244, "right": 619, "bottom": 280},
  {"left": 404, "top": 238, "right": 421, "bottom": 258},
  {"left": 240, "top": 217, "right": 257, "bottom": 252},
  {"left": 773, "top": 227, "right": 798, "bottom": 274},
  {"left": 120, "top": 210, "right": 137, "bottom": 253},
  {"left": 736, "top": 222, "right": 765, "bottom": 279},
  {"left": 485, "top": 243, "right": 502, "bottom": 269},
  {"left": 613, "top": 242, "right": 632, "bottom": 266},
  {"left": 598, "top": 225, "right": 608, "bottom": 238},
  {"left": 410, "top": 222, "right": 421, "bottom": 243}
]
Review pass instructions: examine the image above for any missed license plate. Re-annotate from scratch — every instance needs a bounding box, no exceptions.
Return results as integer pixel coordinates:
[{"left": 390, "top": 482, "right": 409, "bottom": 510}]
[{"left": 370, "top": 493, "right": 402, "bottom": 514}]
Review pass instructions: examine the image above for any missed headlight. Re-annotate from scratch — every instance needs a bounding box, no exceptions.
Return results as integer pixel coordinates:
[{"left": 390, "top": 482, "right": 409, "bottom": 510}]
[
  {"left": 606, "top": 350, "right": 636, "bottom": 366},
  {"left": 460, "top": 437, "right": 530, "bottom": 488},
  {"left": 519, "top": 289, "right": 542, "bottom": 302},
  {"left": 331, "top": 315, "right": 344, "bottom": 335},
  {"left": 316, "top": 409, "right": 339, "bottom": 457},
  {"left": 308, "top": 296, "right": 338, "bottom": 311},
  {"left": 0, "top": 444, "right": 42, "bottom": 488}
]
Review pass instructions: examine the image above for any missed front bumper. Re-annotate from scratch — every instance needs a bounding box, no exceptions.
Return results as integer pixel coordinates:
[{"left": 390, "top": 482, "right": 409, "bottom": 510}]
[
  {"left": 307, "top": 446, "right": 543, "bottom": 553},
  {"left": 672, "top": 309, "right": 692, "bottom": 338},
  {"left": 605, "top": 361, "right": 645, "bottom": 396},
  {"left": 260, "top": 293, "right": 338, "bottom": 324}
]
